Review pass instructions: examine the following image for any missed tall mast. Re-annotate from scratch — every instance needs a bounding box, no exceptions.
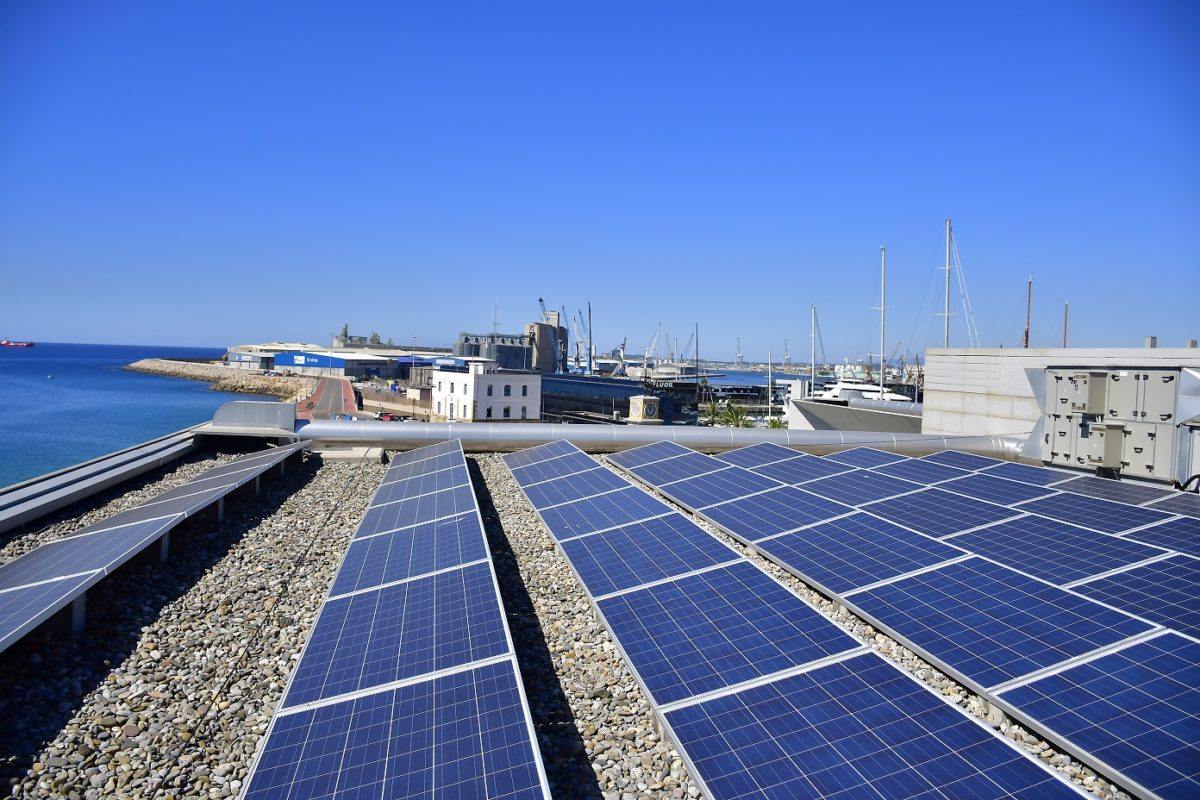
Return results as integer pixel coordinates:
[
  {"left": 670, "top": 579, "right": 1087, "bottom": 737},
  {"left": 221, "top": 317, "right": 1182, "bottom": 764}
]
[
  {"left": 694, "top": 321, "right": 700, "bottom": 421},
  {"left": 767, "top": 349, "right": 773, "bottom": 422},
  {"left": 1023, "top": 274, "right": 1033, "bottom": 348},
  {"left": 880, "top": 245, "right": 886, "bottom": 388},
  {"left": 944, "top": 217, "right": 952, "bottom": 348},
  {"left": 587, "top": 301, "right": 593, "bottom": 375},
  {"left": 1063, "top": 301, "right": 1069, "bottom": 348},
  {"left": 810, "top": 304, "right": 816, "bottom": 397}
]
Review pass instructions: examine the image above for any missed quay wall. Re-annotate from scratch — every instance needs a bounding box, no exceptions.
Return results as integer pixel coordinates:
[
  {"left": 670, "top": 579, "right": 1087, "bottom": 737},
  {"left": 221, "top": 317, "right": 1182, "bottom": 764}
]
[{"left": 127, "top": 359, "right": 317, "bottom": 402}]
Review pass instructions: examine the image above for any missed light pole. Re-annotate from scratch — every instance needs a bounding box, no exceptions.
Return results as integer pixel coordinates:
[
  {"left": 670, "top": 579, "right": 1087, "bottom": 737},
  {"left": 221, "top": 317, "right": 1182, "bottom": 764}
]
[{"left": 329, "top": 333, "right": 335, "bottom": 377}]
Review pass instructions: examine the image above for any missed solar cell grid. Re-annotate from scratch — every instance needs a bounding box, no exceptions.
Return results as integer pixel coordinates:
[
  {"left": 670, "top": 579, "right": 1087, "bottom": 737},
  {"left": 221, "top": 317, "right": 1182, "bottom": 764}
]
[
  {"left": 522, "top": 467, "right": 629, "bottom": 510},
  {"left": 1122, "top": 516, "right": 1200, "bottom": 557},
  {"left": 509, "top": 451, "right": 597, "bottom": 486},
  {"left": 1057, "top": 475, "right": 1173, "bottom": 506},
  {"left": 824, "top": 447, "right": 909, "bottom": 468},
  {"left": 202, "top": 447, "right": 293, "bottom": 476},
  {"left": 756, "top": 512, "right": 965, "bottom": 594},
  {"left": 1144, "top": 491, "right": 1200, "bottom": 518},
  {"left": 658, "top": 469, "right": 782, "bottom": 510},
  {"left": 800, "top": 469, "right": 922, "bottom": 507},
  {"left": 0, "top": 573, "right": 97, "bottom": 649},
  {"left": 950, "top": 516, "right": 1167, "bottom": 586},
  {"left": 500, "top": 439, "right": 574, "bottom": 469},
  {"left": 384, "top": 441, "right": 452, "bottom": 467},
  {"left": 560, "top": 515, "right": 741, "bottom": 597},
  {"left": 872, "top": 458, "right": 971, "bottom": 485},
  {"left": 381, "top": 451, "right": 461, "bottom": 484},
  {"left": 371, "top": 466, "right": 469, "bottom": 506},
  {"left": 535, "top": 487, "right": 668, "bottom": 541},
  {"left": 245, "top": 660, "right": 546, "bottom": 800},
  {"left": 1071, "top": 555, "right": 1200, "bottom": 639},
  {"left": 998, "top": 633, "right": 1200, "bottom": 800},
  {"left": 937, "top": 473, "right": 1058, "bottom": 506},
  {"left": 749, "top": 453, "right": 854, "bottom": 484},
  {"left": 862, "top": 487, "right": 1022, "bottom": 538},
  {"left": 1016, "top": 492, "right": 1173, "bottom": 535},
  {"left": 714, "top": 443, "right": 799, "bottom": 468},
  {"left": 850, "top": 557, "right": 1155, "bottom": 689},
  {"left": 922, "top": 450, "right": 1004, "bottom": 470},
  {"left": 667, "top": 652, "right": 1081, "bottom": 800},
  {"left": 628, "top": 453, "right": 728, "bottom": 485},
  {"left": 980, "top": 461, "right": 1077, "bottom": 487},
  {"left": 701, "top": 486, "right": 852, "bottom": 542},
  {"left": 100, "top": 489, "right": 225, "bottom": 526},
  {"left": 356, "top": 485, "right": 477, "bottom": 538},
  {"left": 330, "top": 513, "right": 487, "bottom": 596},
  {"left": 598, "top": 560, "right": 859, "bottom": 705},
  {"left": 283, "top": 561, "right": 509, "bottom": 708},
  {"left": 0, "top": 516, "right": 176, "bottom": 590},
  {"left": 606, "top": 441, "right": 692, "bottom": 469}
]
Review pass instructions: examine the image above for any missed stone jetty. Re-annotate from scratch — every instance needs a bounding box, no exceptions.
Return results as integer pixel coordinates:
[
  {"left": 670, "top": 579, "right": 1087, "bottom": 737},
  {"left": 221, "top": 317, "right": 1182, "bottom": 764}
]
[{"left": 126, "top": 359, "right": 317, "bottom": 403}]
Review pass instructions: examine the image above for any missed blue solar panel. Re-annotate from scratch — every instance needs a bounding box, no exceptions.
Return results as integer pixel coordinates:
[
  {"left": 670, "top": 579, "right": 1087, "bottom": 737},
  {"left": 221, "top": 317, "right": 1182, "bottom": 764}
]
[
  {"left": 246, "top": 660, "right": 545, "bottom": 800},
  {"left": 850, "top": 557, "right": 1154, "bottom": 689},
  {"left": 715, "top": 443, "right": 799, "bottom": 468},
  {"left": 628, "top": 453, "right": 728, "bottom": 485},
  {"left": 1071, "top": 555, "right": 1200, "bottom": 638},
  {"left": 598, "top": 561, "right": 859, "bottom": 705},
  {"left": 824, "top": 447, "right": 908, "bottom": 468},
  {"left": 606, "top": 441, "right": 692, "bottom": 469},
  {"left": 981, "top": 461, "right": 1077, "bottom": 487},
  {"left": 667, "top": 652, "right": 1079, "bottom": 800},
  {"left": 1016, "top": 492, "right": 1174, "bottom": 535},
  {"left": 0, "top": 573, "right": 96, "bottom": 650},
  {"left": 998, "top": 633, "right": 1200, "bottom": 800},
  {"left": 373, "top": 467, "right": 469, "bottom": 506},
  {"left": 801, "top": 469, "right": 922, "bottom": 506},
  {"left": 0, "top": 516, "right": 175, "bottom": 589},
  {"left": 535, "top": 487, "right": 668, "bottom": 541},
  {"left": 509, "top": 451, "right": 597, "bottom": 485},
  {"left": 382, "top": 451, "right": 461, "bottom": 484},
  {"left": 749, "top": 454, "right": 854, "bottom": 484},
  {"left": 1123, "top": 517, "right": 1200, "bottom": 557},
  {"left": 391, "top": 440, "right": 459, "bottom": 466},
  {"left": 560, "top": 515, "right": 740, "bottom": 597},
  {"left": 1146, "top": 491, "right": 1200, "bottom": 518},
  {"left": 522, "top": 467, "right": 629, "bottom": 509},
  {"left": 862, "top": 488, "right": 1021, "bottom": 538},
  {"left": 356, "top": 485, "right": 478, "bottom": 538},
  {"left": 701, "top": 486, "right": 852, "bottom": 542},
  {"left": 950, "top": 516, "right": 1167, "bottom": 585},
  {"left": 922, "top": 450, "right": 1004, "bottom": 470},
  {"left": 756, "top": 512, "right": 965, "bottom": 594},
  {"left": 937, "top": 473, "right": 1058, "bottom": 506},
  {"left": 283, "top": 562, "right": 508, "bottom": 707},
  {"left": 658, "top": 469, "right": 782, "bottom": 510},
  {"left": 501, "top": 440, "right": 574, "bottom": 469},
  {"left": 1057, "top": 475, "right": 1173, "bottom": 506},
  {"left": 331, "top": 513, "right": 488, "bottom": 596},
  {"left": 873, "top": 458, "right": 972, "bottom": 485}
]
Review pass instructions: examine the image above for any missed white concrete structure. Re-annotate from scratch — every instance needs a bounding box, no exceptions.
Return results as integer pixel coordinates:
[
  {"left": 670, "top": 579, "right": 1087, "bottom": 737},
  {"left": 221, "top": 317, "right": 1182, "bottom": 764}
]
[
  {"left": 431, "top": 360, "right": 542, "bottom": 422},
  {"left": 922, "top": 347, "right": 1200, "bottom": 436}
]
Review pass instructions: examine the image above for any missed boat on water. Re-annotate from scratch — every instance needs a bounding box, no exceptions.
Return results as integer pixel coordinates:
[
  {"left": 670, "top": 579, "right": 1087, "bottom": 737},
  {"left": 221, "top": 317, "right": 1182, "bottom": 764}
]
[
  {"left": 810, "top": 377, "right": 912, "bottom": 402},
  {"left": 1, "top": 338, "right": 34, "bottom": 348},
  {"left": 624, "top": 360, "right": 708, "bottom": 382}
]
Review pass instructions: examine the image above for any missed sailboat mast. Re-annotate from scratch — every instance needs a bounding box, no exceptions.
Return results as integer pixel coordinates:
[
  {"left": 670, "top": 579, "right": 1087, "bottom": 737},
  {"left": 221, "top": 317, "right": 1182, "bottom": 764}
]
[
  {"left": 1024, "top": 274, "right": 1033, "bottom": 349},
  {"left": 810, "top": 304, "right": 816, "bottom": 398},
  {"left": 767, "top": 349, "right": 773, "bottom": 422},
  {"left": 587, "top": 301, "right": 593, "bottom": 375},
  {"left": 944, "top": 217, "right": 951, "bottom": 348},
  {"left": 880, "top": 245, "right": 886, "bottom": 390},
  {"left": 1063, "top": 301, "right": 1069, "bottom": 348}
]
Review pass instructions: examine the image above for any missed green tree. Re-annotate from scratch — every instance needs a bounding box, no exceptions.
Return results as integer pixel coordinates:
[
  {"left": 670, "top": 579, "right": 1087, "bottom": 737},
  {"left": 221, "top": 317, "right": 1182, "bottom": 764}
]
[
  {"left": 719, "top": 401, "right": 754, "bottom": 428},
  {"left": 766, "top": 417, "right": 787, "bottom": 429},
  {"left": 703, "top": 401, "right": 722, "bottom": 426}
]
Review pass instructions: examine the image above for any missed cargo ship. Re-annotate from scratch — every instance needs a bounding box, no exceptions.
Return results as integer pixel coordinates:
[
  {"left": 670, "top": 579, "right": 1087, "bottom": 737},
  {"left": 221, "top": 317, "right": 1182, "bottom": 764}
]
[{"left": 1, "top": 338, "right": 34, "bottom": 347}]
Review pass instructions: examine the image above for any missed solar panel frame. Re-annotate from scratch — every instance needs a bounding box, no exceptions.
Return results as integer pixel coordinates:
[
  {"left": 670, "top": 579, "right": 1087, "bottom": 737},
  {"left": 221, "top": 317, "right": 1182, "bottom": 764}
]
[
  {"left": 1015, "top": 492, "right": 1174, "bottom": 535},
  {"left": 979, "top": 461, "right": 1079, "bottom": 487},
  {"left": 714, "top": 442, "right": 800, "bottom": 468},
  {"left": 372, "top": 465, "right": 470, "bottom": 506},
  {"left": 749, "top": 453, "right": 855, "bottom": 484},
  {"left": 1143, "top": 491, "right": 1200, "bottom": 518},
  {"left": 1070, "top": 554, "right": 1200, "bottom": 639},
  {"left": 605, "top": 440, "right": 693, "bottom": 469},
  {"left": 861, "top": 487, "right": 1023, "bottom": 538},
  {"left": 355, "top": 485, "right": 479, "bottom": 538},
  {"left": 0, "top": 573, "right": 98, "bottom": 651},
  {"left": 521, "top": 467, "right": 630, "bottom": 510},
  {"left": 534, "top": 487, "right": 670, "bottom": 541},
  {"left": 1056, "top": 475, "right": 1174, "bottom": 506},
  {"left": 500, "top": 439, "right": 575, "bottom": 469},
  {"left": 700, "top": 486, "right": 854, "bottom": 542},
  {"left": 921, "top": 450, "right": 1005, "bottom": 470},
  {"left": 628, "top": 453, "right": 730, "bottom": 485},
  {"left": 656, "top": 468, "right": 782, "bottom": 511},
  {"left": 800, "top": 468, "right": 923, "bottom": 506},
  {"left": 0, "top": 516, "right": 178, "bottom": 590},
  {"left": 824, "top": 446, "right": 910, "bottom": 468},
  {"left": 509, "top": 451, "right": 598, "bottom": 486},
  {"left": 380, "top": 451, "right": 462, "bottom": 484},
  {"left": 872, "top": 458, "right": 972, "bottom": 485},
  {"left": 1121, "top": 516, "right": 1200, "bottom": 557},
  {"left": 936, "top": 473, "right": 1059, "bottom": 506}
]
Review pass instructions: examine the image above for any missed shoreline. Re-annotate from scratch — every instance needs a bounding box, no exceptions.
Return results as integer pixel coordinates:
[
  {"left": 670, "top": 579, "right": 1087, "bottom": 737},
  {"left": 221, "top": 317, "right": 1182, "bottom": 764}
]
[{"left": 126, "top": 359, "right": 317, "bottom": 403}]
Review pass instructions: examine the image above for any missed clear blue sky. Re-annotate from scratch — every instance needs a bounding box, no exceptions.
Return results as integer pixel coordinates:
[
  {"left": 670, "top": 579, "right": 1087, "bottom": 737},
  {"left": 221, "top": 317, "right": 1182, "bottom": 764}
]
[{"left": 2, "top": 1, "right": 1197, "bottom": 361}]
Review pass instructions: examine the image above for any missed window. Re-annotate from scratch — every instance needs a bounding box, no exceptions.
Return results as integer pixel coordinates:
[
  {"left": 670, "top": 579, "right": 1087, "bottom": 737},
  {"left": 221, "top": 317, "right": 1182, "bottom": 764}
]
[
  {"left": 486, "top": 384, "right": 493, "bottom": 396},
  {"left": 450, "top": 383, "right": 454, "bottom": 394},
  {"left": 437, "top": 401, "right": 442, "bottom": 414},
  {"left": 521, "top": 406, "right": 527, "bottom": 419},
  {"left": 503, "top": 385, "right": 511, "bottom": 397},
  {"left": 437, "top": 381, "right": 442, "bottom": 391},
  {"left": 503, "top": 406, "right": 511, "bottom": 419},
  {"left": 485, "top": 406, "right": 492, "bottom": 418},
  {"left": 521, "top": 385, "right": 528, "bottom": 397}
]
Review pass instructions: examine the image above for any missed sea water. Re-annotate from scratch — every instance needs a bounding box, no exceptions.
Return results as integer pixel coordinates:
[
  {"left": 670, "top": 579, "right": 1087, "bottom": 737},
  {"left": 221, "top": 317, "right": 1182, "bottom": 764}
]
[{"left": 0, "top": 342, "right": 269, "bottom": 488}]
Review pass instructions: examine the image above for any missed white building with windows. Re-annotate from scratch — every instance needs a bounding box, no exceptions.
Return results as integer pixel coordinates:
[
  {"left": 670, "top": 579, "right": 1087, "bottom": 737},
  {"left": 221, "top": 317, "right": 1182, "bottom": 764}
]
[{"left": 430, "top": 360, "right": 542, "bottom": 422}]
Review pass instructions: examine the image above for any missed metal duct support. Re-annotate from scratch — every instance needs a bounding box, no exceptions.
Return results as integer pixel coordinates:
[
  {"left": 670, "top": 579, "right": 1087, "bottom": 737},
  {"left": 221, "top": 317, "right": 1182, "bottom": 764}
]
[{"left": 296, "top": 419, "right": 1028, "bottom": 461}]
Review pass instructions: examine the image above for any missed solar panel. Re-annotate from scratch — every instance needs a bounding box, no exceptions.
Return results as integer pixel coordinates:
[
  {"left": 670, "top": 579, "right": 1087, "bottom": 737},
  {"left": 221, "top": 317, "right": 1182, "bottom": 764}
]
[
  {"left": 1070, "top": 555, "right": 1200, "bottom": 638},
  {"left": 1016, "top": 492, "right": 1173, "bottom": 535},
  {"left": 922, "top": 450, "right": 1004, "bottom": 470},
  {"left": 701, "top": 486, "right": 852, "bottom": 542},
  {"left": 628, "top": 453, "right": 729, "bottom": 485},
  {"left": 99, "top": 486, "right": 228, "bottom": 525},
  {"left": 850, "top": 557, "right": 1155, "bottom": 690},
  {"left": 950, "top": 516, "right": 1168, "bottom": 586},
  {"left": 598, "top": 561, "right": 859, "bottom": 705},
  {"left": 980, "top": 461, "right": 1076, "bottom": 487},
  {"left": 1057, "top": 475, "right": 1174, "bottom": 507},
  {"left": 997, "top": 633, "right": 1200, "bottom": 800},
  {"left": 657, "top": 469, "right": 782, "bottom": 510},
  {"left": 330, "top": 513, "right": 488, "bottom": 597},
  {"left": 749, "top": 453, "right": 854, "bottom": 484},
  {"left": 509, "top": 451, "right": 598, "bottom": 485},
  {"left": 714, "top": 442, "right": 798, "bottom": 468},
  {"left": 1144, "top": 491, "right": 1200, "bottom": 518},
  {"left": 356, "top": 485, "right": 478, "bottom": 538},
  {"left": 1123, "top": 517, "right": 1200, "bottom": 557},
  {"left": 756, "top": 512, "right": 965, "bottom": 594},
  {"left": 606, "top": 440, "right": 692, "bottom": 469},
  {"left": 0, "top": 573, "right": 96, "bottom": 650},
  {"left": 872, "top": 458, "right": 972, "bottom": 485},
  {"left": 824, "top": 446, "right": 909, "bottom": 468},
  {"left": 380, "top": 451, "right": 461, "bottom": 484},
  {"left": 522, "top": 467, "right": 629, "bottom": 510},
  {"left": 937, "top": 473, "right": 1059, "bottom": 506},
  {"left": 0, "top": 516, "right": 176, "bottom": 589},
  {"left": 500, "top": 439, "right": 574, "bottom": 469},
  {"left": 245, "top": 660, "right": 547, "bottom": 800},
  {"left": 372, "top": 466, "right": 469, "bottom": 506},
  {"left": 283, "top": 561, "right": 509, "bottom": 708},
  {"left": 535, "top": 487, "right": 668, "bottom": 541},
  {"left": 667, "top": 652, "right": 1081, "bottom": 800},
  {"left": 560, "top": 515, "right": 740, "bottom": 597},
  {"left": 801, "top": 469, "right": 922, "bottom": 506},
  {"left": 862, "top": 487, "right": 1021, "bottom": 538}
]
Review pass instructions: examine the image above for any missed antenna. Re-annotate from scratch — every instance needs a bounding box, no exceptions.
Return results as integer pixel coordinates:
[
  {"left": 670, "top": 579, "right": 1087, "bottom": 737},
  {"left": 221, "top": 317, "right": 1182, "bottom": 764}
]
[{"left": 1023, "top": 273, "right": 1033, "bottom": 349}]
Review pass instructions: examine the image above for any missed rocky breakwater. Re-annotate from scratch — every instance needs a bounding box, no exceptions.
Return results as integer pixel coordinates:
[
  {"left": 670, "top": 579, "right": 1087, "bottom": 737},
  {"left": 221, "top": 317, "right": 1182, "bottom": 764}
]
[{"left": 126, "top": 359, "right": 317, "bottom": 403}]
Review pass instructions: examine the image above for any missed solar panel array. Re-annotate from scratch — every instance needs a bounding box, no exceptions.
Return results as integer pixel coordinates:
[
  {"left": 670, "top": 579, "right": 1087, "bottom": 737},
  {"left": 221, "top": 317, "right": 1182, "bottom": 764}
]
[
  {"left": 0, "top": 442, "right": 306, "bottom": 653},
  {"left": 242, "top": 440, "right": 549, "bottom": 800},
  {"left": 508, "top": 440, "right": 1082, "bottom": 800},
  {"left": 612, "top": 442, "right": 1200, "bottom": 800}
]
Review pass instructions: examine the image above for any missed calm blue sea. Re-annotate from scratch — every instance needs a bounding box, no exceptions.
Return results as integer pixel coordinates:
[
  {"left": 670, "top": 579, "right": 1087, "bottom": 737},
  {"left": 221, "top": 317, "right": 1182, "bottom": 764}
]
[{"left": 0, "top": 342, "right": 268, "bottom": 488}]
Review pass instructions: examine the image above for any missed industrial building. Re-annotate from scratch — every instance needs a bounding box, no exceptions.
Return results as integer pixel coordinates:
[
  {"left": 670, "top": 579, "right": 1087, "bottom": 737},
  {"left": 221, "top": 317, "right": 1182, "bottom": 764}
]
[{"left": 430, "top": 359, "right": 542, "bottom": 422}]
